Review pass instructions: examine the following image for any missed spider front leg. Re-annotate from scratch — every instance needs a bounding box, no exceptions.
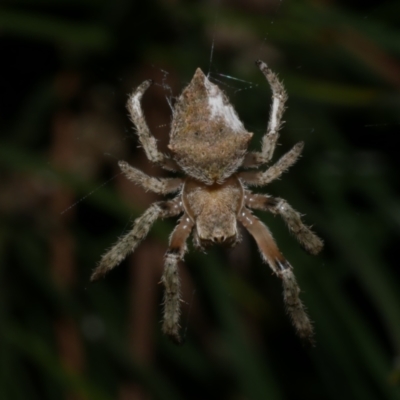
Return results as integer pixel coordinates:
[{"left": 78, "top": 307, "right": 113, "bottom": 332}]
[
  {"left": 162, "top": 214, "right": 194, "bottom": 344},
  {"left": 245, "top": 192, "right": 323, "bottom": 255},
  {"left": 239, "top": 141, "right": 303, "bottom": 186},
  {"left": 91, "top": 198, "right": 182, "bottom": 281},
  {"left": 243, "top": 60, "right": 288, "bottom": 168},
  {"left": 238, "top": 208, "right": 314, "bottom": 343},
  {"left": 127, "top": 80, "right": 178, "bottom": 171}
]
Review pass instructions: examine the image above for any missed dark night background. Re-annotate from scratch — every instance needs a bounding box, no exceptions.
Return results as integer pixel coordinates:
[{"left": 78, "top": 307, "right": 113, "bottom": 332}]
[{"left": 1, "top": 0, "right": 400, "bottom": 399}]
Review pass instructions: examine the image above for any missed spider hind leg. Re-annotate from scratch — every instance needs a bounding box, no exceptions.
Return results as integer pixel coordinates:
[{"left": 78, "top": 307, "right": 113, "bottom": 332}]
[
  {"left": 243, "top": 60, "right": 288, "bottom": 168},
  {"left": 127, "top": 80, "right": 178, "bottom": 171}
]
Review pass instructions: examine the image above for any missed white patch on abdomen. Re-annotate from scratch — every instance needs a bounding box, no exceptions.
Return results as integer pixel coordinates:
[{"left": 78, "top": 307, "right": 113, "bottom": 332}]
[{"left": 204, "top": 77, "right": 244, "bottom": 132}]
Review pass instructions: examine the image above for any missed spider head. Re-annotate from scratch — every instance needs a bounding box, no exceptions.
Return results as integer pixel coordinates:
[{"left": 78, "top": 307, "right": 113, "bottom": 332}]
[
  {"left": 183, "top": 177, "right": 243, "bottom": 249},
  {"left": 196, "top": 212, "right": 239, "bottom": 248}
]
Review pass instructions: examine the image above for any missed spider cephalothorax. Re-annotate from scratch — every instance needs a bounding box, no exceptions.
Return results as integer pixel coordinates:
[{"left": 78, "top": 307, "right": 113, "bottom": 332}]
[{"left": 91, "top": 60, "right": 323, "bottom": 345}]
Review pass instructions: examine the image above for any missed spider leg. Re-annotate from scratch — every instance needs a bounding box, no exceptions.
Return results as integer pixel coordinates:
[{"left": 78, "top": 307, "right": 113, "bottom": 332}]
[
  {"left": 245, "top": 192, "right": 323, "bottom": 255},
  {"left": 127, "top": 80, "right": 178, "bottom": 171},
  {"left": 243, "top": 60, "right": 288, "bottom": 168},
  {"left": 239, "top": 142, "right": 303, "bottom": 186},
  {"left": 162, "top": 214, "right": 194, "bottom": 344},
  {"left": 91, "top": 198, "right": 182, "bottom": 281},
  {"left": 119, "top": 161, "right": 182, "bottom": 195},
  {"left": 238, "top": 208, "right": 314, "bottom": 343}
]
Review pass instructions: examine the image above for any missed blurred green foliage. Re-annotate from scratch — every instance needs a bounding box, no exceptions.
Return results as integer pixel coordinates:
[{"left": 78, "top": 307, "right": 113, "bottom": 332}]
[{"left": 1, "top": 0, "right": 400, "bottom": 399}]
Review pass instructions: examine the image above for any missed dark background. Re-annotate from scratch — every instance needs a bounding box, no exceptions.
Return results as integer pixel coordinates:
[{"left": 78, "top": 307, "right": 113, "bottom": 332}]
[{"left": 1, "top": 0, "right": 400, "bottom": 399}]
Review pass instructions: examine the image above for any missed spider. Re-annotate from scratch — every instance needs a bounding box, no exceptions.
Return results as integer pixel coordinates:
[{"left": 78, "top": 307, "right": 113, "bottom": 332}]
[{"left": 91, "top": 60, "right": 323, "bottom": 344}]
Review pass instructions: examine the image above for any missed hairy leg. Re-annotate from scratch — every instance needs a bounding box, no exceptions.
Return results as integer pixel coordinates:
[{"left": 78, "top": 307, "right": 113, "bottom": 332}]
[
  {"left": 127, "top": 80, "right": 178, "bottom": 171},
  {"left": 245, "top": 192, "right": 323, "bottom": 255},
  {"left": 239, "top": 142, "right": 303, "bottom": 186},
  {"left": 243, "top": 60, "right": 288, "bottom": 168},
  {"left": 91, "top": 198, "right": 182, "bottom": 281},
  {"left": 162, "top": 214, "right": 194, "bottom": 344},
  {"left": 119, "top": 161, "right": 182, "bottom": 195},
  {"left": 238, "top": 208, "right": 314, "bottom": 343}
]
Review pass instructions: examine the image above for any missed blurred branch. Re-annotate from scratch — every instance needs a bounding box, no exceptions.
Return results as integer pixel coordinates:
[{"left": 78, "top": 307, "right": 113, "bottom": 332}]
[{"left": 0, "top": 10, "right": 112, "bottom": 51}]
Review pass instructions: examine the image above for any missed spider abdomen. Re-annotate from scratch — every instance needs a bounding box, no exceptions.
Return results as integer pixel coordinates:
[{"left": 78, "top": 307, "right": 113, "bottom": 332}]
[{"left": 169, "top": 68, "right": 253, "bottom": 184}]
